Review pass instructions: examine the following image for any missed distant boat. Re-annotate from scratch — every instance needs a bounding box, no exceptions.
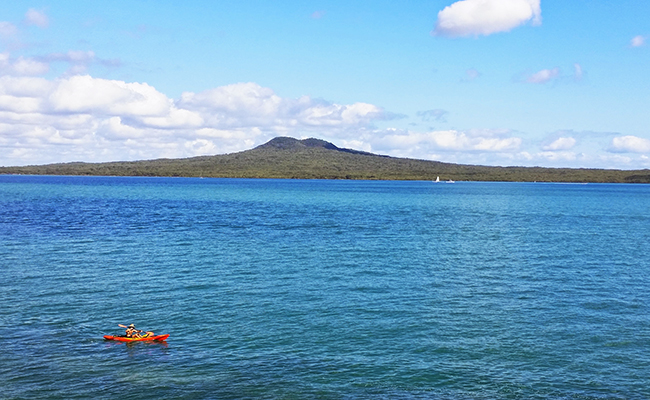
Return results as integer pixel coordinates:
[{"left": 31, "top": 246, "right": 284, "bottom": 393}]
[
  {"left": 446, "top": 179, "right": 455, "bottom": 183},
  {"left": 434, "top": 176, "right": 440, "bottom": 182}
]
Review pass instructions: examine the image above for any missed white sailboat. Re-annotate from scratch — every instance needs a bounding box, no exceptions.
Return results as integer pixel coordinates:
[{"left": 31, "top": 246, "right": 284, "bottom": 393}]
[{"left": 435, "top": 176, "right": 440, "bottom": 182}]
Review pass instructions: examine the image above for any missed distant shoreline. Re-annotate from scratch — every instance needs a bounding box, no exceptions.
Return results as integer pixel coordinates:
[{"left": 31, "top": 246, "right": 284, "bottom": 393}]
[{"left": 2, "top": 173, "right": 649, "bottom": 185}]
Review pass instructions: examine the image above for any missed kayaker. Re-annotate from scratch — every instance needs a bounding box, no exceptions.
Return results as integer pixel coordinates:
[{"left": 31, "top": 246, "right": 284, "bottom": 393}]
[
  {"left": 122, "top": 323, "right": 155, "bottom": 338},
  {"left": 125, "top": 324, "right": 138, "bottom": 338}
]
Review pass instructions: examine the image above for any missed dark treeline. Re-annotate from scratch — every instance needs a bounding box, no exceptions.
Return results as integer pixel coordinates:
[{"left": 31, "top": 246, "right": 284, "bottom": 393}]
[{"left": 2, "top": 137, "right": 649, "bottom": 183}]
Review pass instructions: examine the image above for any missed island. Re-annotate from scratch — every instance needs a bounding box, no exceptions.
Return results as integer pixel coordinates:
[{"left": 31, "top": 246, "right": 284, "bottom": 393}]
[{"left": 1, "top": 137, "right": 649, "bottom": 183}]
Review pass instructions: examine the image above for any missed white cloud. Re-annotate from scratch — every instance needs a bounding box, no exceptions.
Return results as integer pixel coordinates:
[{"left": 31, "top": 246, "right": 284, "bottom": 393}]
[
  {"left": 631, "top": 35, "right": 645, "bottom": 47},
  {"left": 99, "top": 117, "right": 146, "bottom": 140},
  {"left": 573, "top": 64, "right": 583, "bottom": 81},
  {"left": 25, "top": 9, "right": 49, "bottom": 28},
  {"left": 0, "top": 50, "right": 119, "bottom": 78},
  {"left": 0, "top": 21, "right": 18, "bottom": 37},
  {"left": 0, "top": 75, "right": 54, "bottom": 97},
  {"left": 180, "top": 82, "right": 281, "bottom": 115},
  {"left": 359, "top": 129, "right": 645, "bottom": 169},
  {"left": 45, "top": 50, "right": 96, "bottom": 64},
  {"left": 598, "top": 153, "right": 634, "bottom": 166},
  {"left": 521, "top": 65, "right": 584, "bottom": 85},
  {"left": 178, "top": 82, "right": 388, "bottom": 129},
  {"left": 0, "top": 75, "right": 387, "bottom": 134},
  {"left": 375, "top": 129, "right": 522, "bottom": 154},
  {"left": 0, "top": 53, "right": 9, "bottom": 68},
  {"left": 48, "top": 75, "right": 174, "bottom": 118},
  {"left": 433, "top": 0, "right": 541, "bottom": 37},
  {"left": 38, "top": 50, "right": 121, "bottom": 75},
  {"left": 538, "top": 151, "right": 578, "bottom": 163},
  {"left": 0, "top": 76, "right": 393, "bottom": 165},
  {"left": 0, "top": 71, "right": 647, "bottom": 170},
  {"left": 0, "top": 54, "right": 50, "bottom": 76},
  {"left": 543, "top": 137, "right": 576, "bottom": 151},
  {"left": 340, "top": 139, "right": 372, "bottom": 153},
  {"left": 610, "top": 136, "right": 650, "bottom": 153},
  {"left": 12, "top": 56, "right": 50, "bottom": 76},
  {"left": 526, "top": 67, "right": 560, "bottom": 84}
]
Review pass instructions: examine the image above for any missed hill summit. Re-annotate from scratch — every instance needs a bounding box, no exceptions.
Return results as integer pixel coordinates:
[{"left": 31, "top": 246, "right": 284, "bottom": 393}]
[
  {"left": 256, "top": 137, "right": 377, "bottom": 156},
  {"left": 257, "top": 137, "right": 337, "bottom": 150}
]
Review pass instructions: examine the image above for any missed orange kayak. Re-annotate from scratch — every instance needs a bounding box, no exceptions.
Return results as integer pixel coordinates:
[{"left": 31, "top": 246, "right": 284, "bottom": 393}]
[{"left": 103, "top": 334, "right": 169, "bottom": 342}]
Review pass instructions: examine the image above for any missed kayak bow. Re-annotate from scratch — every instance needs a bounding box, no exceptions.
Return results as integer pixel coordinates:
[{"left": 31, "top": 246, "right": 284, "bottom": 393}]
[{"left": 103, "top": 334, "right": 170, "bottom": 342}]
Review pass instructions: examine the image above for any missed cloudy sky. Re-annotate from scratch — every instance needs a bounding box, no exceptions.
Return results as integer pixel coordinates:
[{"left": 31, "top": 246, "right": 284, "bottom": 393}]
[{"left": 1, "top": 1, "right": 649, "bottom": 169}]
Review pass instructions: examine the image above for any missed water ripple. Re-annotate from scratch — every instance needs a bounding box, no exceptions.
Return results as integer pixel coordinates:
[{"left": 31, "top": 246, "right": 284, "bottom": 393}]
[{"left": 1, "top": 177, "right": 649, "bottom": 399}]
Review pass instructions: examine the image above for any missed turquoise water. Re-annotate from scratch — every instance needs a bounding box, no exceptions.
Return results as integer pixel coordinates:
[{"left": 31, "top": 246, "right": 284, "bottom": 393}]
[{"left": 0, "top": 176, "right": 648, "bottom": 399}]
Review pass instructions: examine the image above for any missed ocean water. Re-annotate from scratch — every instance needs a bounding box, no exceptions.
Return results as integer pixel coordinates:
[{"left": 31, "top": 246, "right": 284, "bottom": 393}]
[{"left": 0, "top": 175, "right": 648, "bottom": 400}]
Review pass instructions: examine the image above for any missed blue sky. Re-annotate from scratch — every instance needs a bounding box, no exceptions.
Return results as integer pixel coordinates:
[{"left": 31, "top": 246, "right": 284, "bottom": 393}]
[{"left": 1, "top": 0, "right": 649, "bottom": 169}]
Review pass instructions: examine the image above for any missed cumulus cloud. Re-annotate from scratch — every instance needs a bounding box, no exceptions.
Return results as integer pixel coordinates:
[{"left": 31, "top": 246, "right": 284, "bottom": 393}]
[
  {"left": 178, "top": 82, "right": 389, "bottom": 129},
  {"left": 630, "top": 35, "right": 645, "bottom": 47},
  {"left": 0, "top": 76, "right": 396, "bottom": 165},
  {"left": 609, "top": 136, "right": 650, "bottom": 153},
  {"left": 542, "top": 137, "right": 576, "bottom": 151},
  {"left": 0, "top": 72, "right": 534, "bottom": 166},
  {"left": 375, "top": 129, "right": 522, "bottom": 154},
  {"left": 12, "top": 56, "right": 49, "bottom": 75},
  {"left": 526, "top": 67, "right": 560, "bottom": 84},
  {"left": 438, "top": 129, "right": 522, "bottom": 151},
  {"left": 432, "top": 0, "right": 541, "bottom": 37},
  {"left": 0, "top": 75, "right": 389, "bottom": 133},
  {"left": 0, "top": 54, "right": 50, "bottom": 76},
  {"left": 25, "top": 8, "right": 49, "bottom": 28},
  {"left": 1, "top": 69, "right": 646, "bottom": 169},
  {"left": 48, "top": 75, "right": 176, "bottom": 118}
]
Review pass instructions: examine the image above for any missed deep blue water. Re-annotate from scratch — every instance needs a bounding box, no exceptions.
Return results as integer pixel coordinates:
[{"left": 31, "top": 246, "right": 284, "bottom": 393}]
[{"left": 0, "top": 175, "right": 648, "bottom": 399}]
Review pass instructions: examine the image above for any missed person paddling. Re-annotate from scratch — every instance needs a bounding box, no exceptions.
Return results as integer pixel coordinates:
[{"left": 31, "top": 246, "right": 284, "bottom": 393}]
[
  {"left": 124, "top": 324, "right": 138, "bottom": 338},
  {"left": 119, "top": 324, "right": 154, "bottom": 338}
]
